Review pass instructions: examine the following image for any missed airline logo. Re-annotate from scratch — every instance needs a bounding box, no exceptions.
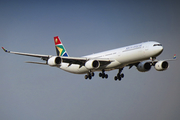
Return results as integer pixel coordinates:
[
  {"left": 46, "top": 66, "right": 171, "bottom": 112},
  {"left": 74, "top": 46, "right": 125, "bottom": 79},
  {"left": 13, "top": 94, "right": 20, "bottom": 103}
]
[
  {"left": 54, "top": 37, "right": 61, "bottom": 45},
  {"left": 54, "top": 36, "right": 68, "bottom": 57}
]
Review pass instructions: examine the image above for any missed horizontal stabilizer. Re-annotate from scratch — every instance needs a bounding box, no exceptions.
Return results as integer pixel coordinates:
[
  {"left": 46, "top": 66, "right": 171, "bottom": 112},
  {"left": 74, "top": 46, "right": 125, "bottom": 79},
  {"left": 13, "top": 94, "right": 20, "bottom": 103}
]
[
  {"left": 162, "top": 54, "right": 177, "bottom": 61},
  {"left": 26, "top": 61, "right": 47, "bottom": 65},
  {"left": 173, "top": 54, "right": 176, "bottom": 59},
  {"left": 2, "top": 47, "right": 9, "bottom": 52}
]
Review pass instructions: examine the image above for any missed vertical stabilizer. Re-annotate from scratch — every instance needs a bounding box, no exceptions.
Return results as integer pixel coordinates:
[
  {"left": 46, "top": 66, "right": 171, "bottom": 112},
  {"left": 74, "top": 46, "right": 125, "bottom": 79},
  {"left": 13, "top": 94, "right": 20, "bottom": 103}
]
[{"left": 54, "top": 36, "right": 69, "bottom": 57}]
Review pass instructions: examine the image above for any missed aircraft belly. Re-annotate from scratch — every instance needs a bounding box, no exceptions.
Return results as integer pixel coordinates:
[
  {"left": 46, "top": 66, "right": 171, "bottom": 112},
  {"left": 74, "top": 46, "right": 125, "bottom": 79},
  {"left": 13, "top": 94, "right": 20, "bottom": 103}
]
[
  {"left": 60, "top": 63, "right": 89, "bottom": 74},
  {"left": 102, "top": 60, "right": 122, "bottom": 69},
  {"left": 60, "top": 60, "right": 122, "bottom": 74}
]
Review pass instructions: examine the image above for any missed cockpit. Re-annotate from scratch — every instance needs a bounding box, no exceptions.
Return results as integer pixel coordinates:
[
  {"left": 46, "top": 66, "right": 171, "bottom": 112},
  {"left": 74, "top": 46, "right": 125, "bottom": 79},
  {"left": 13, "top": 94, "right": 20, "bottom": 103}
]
[{"left": 153, "top": 44, "right": 162, "bottom": 46}]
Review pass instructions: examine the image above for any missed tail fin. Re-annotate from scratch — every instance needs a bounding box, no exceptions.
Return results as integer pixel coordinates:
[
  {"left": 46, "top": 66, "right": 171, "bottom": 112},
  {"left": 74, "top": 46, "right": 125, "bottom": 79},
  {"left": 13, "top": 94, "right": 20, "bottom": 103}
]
[{"left": 54, "top": 36, "right": 69, "bottom": 57}]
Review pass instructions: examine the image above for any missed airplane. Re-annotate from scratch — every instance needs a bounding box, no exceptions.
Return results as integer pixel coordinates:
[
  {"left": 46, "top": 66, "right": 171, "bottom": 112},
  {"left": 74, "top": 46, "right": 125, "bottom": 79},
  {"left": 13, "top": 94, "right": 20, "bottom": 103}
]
[{"left": 2, "top": 36, "right": 176, "bottom": 81}]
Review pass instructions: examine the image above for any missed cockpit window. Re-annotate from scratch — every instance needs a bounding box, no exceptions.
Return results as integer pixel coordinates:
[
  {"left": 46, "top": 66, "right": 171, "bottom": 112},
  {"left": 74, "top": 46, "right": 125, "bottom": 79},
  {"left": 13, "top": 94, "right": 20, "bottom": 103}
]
[{"left": 153, "top": 44, "right": 162, "bottom": 46}]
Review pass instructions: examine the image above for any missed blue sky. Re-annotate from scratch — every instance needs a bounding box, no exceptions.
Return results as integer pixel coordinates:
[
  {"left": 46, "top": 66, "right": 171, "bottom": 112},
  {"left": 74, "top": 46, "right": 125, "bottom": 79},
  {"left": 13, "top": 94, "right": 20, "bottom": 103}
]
[{"left": 0, "top": 1, "right": 180, "bottom": 120}]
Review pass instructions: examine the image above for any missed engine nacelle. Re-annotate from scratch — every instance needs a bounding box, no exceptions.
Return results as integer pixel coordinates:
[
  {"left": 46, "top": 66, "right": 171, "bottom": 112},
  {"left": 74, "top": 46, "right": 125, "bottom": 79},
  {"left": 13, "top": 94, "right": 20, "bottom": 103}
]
[
  {"left": 137, "top": 61, "right": 151, "bottom": 72},
  {"left": 85, "top": 60, "right": 100, "bottom": 69},
  {"left": 155, "top": 61, "right": 169, "bottom": 71},
  {"left": 48, "top": 56, "right": 61, "bottom": 66}
]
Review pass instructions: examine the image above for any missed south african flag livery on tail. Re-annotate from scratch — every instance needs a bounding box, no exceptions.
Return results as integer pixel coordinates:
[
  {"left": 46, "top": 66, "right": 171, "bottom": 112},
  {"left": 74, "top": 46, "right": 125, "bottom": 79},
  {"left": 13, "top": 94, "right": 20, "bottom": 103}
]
[{"left": 54, "top": 36, "right": 69, "bottom": 57}]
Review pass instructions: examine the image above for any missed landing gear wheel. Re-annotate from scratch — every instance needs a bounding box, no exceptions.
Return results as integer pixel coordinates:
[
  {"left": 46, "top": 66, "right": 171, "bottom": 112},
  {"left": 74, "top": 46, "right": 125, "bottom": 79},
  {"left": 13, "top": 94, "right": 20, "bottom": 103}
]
[
  {"left": 102, "top": 74, "right": 105, "bottom": 79},
  {"left": 105, "top": 74, "right": 108, "bottom": 79},
  {"left": 85, "top": 75, "right": 88, "bottom": 79},
  {"left": 121, "top": 73, "right": 124, "bottom": 78},
  {"left": 114, "top": 76, "right": 117, "bottom": 81},
  {"left": 91, "top": 72, "right": 94, "bottom": 77},
  {"left": 99, "top": 73, "right": 102, "bottom": 77}
]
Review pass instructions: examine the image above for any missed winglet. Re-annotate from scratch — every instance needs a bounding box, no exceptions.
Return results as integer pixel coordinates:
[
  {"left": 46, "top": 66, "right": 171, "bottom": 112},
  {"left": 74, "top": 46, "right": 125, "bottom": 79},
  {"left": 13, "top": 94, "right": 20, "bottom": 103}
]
[
  {"left": 2, "top": 47, "right": 8, "bottom": 52},
  {"left": 173, "top": 54, "right": 176, "bottom": 59}
]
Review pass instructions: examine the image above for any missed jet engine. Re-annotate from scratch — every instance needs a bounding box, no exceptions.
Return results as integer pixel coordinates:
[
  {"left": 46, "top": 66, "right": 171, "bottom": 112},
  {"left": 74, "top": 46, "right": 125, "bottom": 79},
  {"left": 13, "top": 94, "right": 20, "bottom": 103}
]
[
  {"left": 137, "top": 61, "right": 151, "bottom": 72},
  {"left": 85, "top": 60, "right": 100, "bottom": 69},
  {"left": 155, "top": 61, "right": 169, "bottom": 71},
  {"left": 48, "top": 56, "right": 61, "bottom": 66}
]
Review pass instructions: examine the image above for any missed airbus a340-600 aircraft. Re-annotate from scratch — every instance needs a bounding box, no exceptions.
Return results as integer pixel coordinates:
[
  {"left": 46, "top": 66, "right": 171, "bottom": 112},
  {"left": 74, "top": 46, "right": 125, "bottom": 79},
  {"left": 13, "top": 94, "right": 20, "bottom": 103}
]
[{"left": 2, "top": 36, "right": 176, "bottom": 81}]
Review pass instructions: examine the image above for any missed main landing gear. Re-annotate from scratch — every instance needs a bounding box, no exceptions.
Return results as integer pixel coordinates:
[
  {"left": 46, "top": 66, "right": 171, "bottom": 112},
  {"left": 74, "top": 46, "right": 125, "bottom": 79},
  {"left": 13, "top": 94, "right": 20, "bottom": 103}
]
[
  {"left": 114, "top": 68, "right": 124, "bottom": 81},
  {"left": 99, "top": 69, "right": 108, "bottom": 79},
  {"left": 85, "top": 71, "right": 94, "bottom": 80},
  {"left": 84, "top": 68, "right": 124, "bottom": 81}
]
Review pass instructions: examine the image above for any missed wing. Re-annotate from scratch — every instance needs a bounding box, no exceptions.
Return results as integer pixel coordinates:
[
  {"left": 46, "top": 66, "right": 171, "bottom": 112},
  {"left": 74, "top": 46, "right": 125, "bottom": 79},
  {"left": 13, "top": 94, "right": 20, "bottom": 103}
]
[
  {"left": 2, "top": 47, "right": 112, "bottom": 67},
  {"left": 2, "top": 47, "right": 50, "bottom": 61}
]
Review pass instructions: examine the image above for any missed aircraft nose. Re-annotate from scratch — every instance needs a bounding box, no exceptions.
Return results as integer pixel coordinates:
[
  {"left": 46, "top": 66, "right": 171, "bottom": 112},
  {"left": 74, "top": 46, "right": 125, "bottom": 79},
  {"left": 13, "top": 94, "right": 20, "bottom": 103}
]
[
  {"left": 160, "top": 46, "right": 163, "bottom": 51},
  {"left": 158, "top": 46, "right": 163, "bottom": 54}
]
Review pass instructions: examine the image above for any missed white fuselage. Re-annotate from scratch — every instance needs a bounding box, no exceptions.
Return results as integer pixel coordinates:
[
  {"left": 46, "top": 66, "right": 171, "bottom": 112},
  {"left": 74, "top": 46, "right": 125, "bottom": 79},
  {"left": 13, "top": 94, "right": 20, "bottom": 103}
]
[{"left": 60, "top": 41, "right": 163, "bottom": 74}]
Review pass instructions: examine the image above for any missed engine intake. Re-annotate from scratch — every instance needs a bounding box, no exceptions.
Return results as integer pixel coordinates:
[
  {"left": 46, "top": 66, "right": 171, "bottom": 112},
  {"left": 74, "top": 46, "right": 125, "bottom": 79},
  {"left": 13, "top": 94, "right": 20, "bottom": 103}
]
[
  {"left": 48, "top": 56, "right": 61, "bottom": 66},
  {"left": 155, "top": 61, "right": 169, "bottom": 71},
  {"left": 85, "top": 60, "right": 100, "bottom": 69},
  {"left": 137, "top": 62, "right": 151, "bottom": 72}
]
